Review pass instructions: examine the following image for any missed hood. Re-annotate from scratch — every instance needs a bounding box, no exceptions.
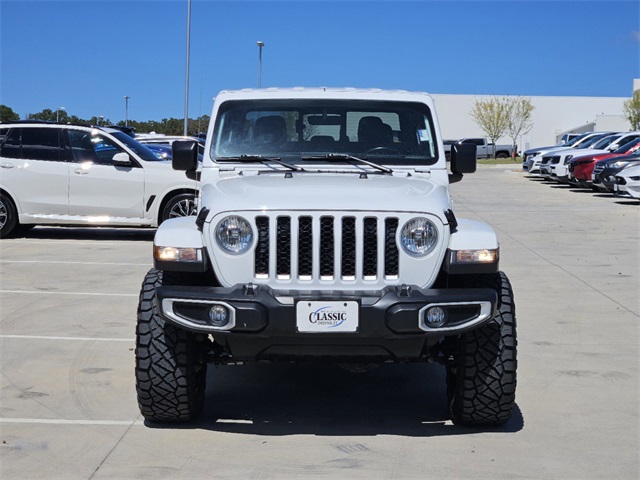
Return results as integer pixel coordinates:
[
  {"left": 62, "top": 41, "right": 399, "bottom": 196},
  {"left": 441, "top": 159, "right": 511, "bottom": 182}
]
[
  {"left": 200, "top": 171, "right": 449, "bottom": 215},
  {"left": 568, "top": 148, "right": 608, "bottom": 163}
]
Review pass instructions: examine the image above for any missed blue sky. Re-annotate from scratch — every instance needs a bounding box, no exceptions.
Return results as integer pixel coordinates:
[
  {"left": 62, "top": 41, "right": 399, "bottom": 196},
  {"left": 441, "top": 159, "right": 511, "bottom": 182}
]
[{"left": 1, "top": 0, "right": 639, "bottom": 123}]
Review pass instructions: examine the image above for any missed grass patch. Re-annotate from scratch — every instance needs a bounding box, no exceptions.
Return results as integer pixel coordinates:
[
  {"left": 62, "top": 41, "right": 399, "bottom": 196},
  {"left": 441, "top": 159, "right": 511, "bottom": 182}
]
[{"left": 478, "top": 157, "right": 522, "bottom": 165}]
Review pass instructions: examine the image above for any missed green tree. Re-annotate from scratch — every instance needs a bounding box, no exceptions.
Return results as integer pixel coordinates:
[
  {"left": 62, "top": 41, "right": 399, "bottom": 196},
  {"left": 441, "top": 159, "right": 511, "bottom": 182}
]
[
  {"left": 470, "top": 96, "right": 511, "bottom": 147},
  {"left": 28, "top": 108, "right": 69, "bottom": 123},
  {"left": 623, "top": 90, "right": 640, "bottom": 130},
  {"left": 506, "top": 97, "right": 535, "bottom": 157},
  {"left": 0, "top": 104, "right": 20, "bottom": 122}
]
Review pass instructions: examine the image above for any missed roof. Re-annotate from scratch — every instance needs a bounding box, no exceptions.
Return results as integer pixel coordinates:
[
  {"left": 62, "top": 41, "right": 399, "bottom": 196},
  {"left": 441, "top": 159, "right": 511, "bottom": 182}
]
[{"left": 215, "top": 87, "right": 434, "bottom": 103}]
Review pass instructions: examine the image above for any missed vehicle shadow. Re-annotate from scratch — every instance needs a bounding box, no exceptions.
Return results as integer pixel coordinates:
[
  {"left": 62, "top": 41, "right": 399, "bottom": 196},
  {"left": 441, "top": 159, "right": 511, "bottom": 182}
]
[
  {"left": 146, "top": 363, "right": 524, "bottom": 437},
  {"left": 14, "top": 226, "right": 155, "bottom": 241}
]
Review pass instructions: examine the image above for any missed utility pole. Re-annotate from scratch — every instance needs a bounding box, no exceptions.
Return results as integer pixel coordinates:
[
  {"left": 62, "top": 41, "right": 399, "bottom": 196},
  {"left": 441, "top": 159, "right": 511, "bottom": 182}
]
[{"left": 183, "top": 0, "right": 192, "bottom": 136}]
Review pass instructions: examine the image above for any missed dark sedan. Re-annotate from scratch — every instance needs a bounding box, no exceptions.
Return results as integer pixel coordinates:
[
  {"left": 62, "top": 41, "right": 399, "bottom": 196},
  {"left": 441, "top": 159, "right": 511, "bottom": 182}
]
[{"left": 591, "top": 151, "right": 640, "bottom": 193}]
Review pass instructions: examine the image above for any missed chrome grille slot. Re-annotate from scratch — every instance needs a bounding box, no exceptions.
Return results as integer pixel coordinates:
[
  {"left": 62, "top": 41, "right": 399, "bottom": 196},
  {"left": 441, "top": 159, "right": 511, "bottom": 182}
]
[
  {"left": 276, "top": 216, "right": 291, "bottom": 279},
  {"left": 341, "top": 217, "right": 356, "bottom": 279},
  {"left": 297, "top": 216, "right": 313, "bottom": 279},
  {"left": 254, "top": 216, "right": 270, "bottom": 278},
  {"left": 362, "top": 218, "right": 378, "bottom": 279}
]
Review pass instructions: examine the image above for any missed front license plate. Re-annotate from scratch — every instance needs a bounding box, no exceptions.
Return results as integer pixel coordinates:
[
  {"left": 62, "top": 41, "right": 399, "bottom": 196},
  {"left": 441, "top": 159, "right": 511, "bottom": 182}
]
[{"left": 296, "top": 301, "right": 359, "bottom": 333}]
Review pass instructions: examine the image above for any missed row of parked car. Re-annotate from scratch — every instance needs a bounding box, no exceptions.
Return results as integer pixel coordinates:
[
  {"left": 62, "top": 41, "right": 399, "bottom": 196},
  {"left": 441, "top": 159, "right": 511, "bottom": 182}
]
[{"left": 522, "top": 131, "right": 640, "bottom": 200}]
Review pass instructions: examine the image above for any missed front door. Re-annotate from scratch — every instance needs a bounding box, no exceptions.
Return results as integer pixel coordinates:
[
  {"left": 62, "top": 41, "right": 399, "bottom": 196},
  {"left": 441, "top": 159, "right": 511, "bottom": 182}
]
[{"left": 67, "top": 129, "right": 145, "bottom": 221}]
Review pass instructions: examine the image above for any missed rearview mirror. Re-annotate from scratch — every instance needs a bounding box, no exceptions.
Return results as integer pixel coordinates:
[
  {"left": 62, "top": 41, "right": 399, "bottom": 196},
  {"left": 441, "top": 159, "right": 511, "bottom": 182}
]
[{"left": 172, "top": 140, "right": 199, "bottom": 172}]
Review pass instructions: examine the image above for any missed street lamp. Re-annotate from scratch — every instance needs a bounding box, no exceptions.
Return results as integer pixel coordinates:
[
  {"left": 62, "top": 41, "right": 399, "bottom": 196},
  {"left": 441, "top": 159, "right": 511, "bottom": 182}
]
[
  {"left": 56, "top": 106, "right": 65, "bottom": 123},
  {"left": 124, "top": 96, "right": 130, "bottom": 126},
  {"left": 257, "top": 41, "right": 264, "bottom": 88}
]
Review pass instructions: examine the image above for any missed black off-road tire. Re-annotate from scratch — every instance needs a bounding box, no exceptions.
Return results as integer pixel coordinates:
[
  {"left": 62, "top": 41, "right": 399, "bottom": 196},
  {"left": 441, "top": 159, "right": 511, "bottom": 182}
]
[
  {"left": 0, "top": 193, "right": 18, "bottom": 239},
  {"left": 161, "top": 193, "right": 197, "bottom": 223},
  {"left": 135, "top": 269, "right": 208, "bottom": 422},
  {"left": 446, "top": 271, "right": 517, "bottom": 426}
]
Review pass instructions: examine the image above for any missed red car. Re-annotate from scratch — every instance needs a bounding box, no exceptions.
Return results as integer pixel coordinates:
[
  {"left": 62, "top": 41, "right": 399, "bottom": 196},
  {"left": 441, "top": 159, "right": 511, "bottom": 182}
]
[{"left": 568, "top": 138, "right": 640, "bottom": 188}]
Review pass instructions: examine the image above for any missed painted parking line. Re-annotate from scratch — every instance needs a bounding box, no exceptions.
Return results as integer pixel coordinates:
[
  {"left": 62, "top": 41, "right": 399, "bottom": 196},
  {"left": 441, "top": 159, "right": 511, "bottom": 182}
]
[
  {"left": 0, "top": 418, "right": 145, "bottom": 426},
  {"left": 0, "top": 260, "right": 150, "bottom": 266},
  {"left": 0, "top": 290, "right": 137, "bottom": 297},
  {"left": 0, "top": 335, "right": 132, "bottom": 342}
]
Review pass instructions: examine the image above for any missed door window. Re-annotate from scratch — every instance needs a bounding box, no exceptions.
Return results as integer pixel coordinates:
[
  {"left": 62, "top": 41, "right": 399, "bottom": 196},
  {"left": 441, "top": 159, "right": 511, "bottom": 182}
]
[
  {"left": 22, "top": 128, "right": 64, "bottom": 161},
  {"left": 68, "top": 130, "right": 126, "bottom": 165}
]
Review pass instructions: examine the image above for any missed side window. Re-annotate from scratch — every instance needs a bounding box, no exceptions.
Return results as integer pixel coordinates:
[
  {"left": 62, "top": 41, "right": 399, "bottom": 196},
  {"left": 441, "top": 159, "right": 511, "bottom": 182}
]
[
  {"left": 21, "top": 128, "right": 64, "bottom": 161},
  {"left": 68, "top": 130, "right": 125, "bottom": 165},
  {"left": 0, "top": 128, "right": 21, "bottom": 159}
]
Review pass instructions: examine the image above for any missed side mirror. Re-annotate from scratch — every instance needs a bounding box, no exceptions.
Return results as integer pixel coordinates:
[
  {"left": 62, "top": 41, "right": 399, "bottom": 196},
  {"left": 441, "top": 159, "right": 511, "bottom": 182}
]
[
  {"left": 172, "top": 140, "right": 199, "bottom": 172},
  {"left": 112, "top": 152, "right": 131, "bottom": 166},
  {"left": 449, "top": 143, "right": 476, "bottom": 183}
]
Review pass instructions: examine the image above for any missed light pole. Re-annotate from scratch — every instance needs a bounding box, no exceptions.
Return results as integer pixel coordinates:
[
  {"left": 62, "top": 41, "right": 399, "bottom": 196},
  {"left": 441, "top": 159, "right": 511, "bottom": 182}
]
[
  {"left": 183, "top": 0, "right": 192, "bottom": 136},
  {"left": 257, "top": 41, "right": 264, "bottom": 88},
  {"left": 124, "top": 96, "right": 130, "bottom": 126},
  {"left": 56, "top": 106, "right": 65, "bottom": 123}
]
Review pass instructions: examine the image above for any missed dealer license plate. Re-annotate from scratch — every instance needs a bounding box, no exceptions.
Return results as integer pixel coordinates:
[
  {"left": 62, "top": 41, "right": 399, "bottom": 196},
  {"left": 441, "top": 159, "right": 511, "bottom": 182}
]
[{"left": 296, "top": 301, "right": 359, "bottom": 333}]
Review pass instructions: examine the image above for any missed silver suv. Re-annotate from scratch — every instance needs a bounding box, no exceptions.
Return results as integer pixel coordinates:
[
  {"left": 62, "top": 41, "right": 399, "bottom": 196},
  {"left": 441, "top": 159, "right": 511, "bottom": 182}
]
[{"left": 0, "top": 122, "right": 198, "bottom": 238}]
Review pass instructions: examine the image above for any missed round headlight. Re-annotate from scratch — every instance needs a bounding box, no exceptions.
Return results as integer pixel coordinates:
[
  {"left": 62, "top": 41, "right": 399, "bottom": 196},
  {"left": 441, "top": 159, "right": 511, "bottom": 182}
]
[
  {"left": 400, "top": 217, "right": 438, "bottom": 256},
  {"left": 216, "top": 216, "right": 253, "bottom": 254}
]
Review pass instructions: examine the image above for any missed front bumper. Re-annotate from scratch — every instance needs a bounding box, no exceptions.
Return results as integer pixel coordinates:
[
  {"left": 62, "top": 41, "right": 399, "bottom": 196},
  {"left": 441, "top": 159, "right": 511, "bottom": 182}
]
[{"left": 156, "top": 283, "right": 497, "bottom": 362}]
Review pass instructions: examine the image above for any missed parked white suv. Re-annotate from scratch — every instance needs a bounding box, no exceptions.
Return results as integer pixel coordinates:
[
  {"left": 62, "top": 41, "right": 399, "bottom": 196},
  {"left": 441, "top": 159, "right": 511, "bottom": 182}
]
[
  {"left": 0, "top": 122, "right": 198, "bottom": 238},
  {"left": 134, "top": 88, "right": 518, "bottom": 427}
]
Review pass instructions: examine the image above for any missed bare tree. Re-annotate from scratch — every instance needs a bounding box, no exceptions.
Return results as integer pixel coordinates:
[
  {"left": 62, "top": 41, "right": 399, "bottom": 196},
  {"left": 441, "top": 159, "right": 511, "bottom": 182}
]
[
  {"left": 623, "top": 90, "right": 640, "bottom": 130},
  {"left": 506, "top": 97, "right": 535, "bottom": 157},
  {"left": 470, "top": 96, "right": 511, "bottom": 147}
]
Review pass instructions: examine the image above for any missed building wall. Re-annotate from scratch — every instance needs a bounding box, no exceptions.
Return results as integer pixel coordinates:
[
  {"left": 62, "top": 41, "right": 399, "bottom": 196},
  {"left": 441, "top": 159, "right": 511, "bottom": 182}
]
[{"left": 431, "top": 93, "right": 631, "bottom": 152}]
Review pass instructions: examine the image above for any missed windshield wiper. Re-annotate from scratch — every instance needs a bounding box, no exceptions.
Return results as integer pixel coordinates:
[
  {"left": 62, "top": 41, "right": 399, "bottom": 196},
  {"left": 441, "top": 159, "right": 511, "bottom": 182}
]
[
  {"left": 216, "top": 155, "right": 304, "bottom": 172},
  {"left": 302, "top": 154, "right": 393, "bottom": 174}
]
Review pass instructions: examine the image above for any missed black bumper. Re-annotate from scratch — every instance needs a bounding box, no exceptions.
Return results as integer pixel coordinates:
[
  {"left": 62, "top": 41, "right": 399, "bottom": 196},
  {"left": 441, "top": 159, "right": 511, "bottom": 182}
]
[{"left": 155, "top": 284, "right": 497, "bottom": 362}]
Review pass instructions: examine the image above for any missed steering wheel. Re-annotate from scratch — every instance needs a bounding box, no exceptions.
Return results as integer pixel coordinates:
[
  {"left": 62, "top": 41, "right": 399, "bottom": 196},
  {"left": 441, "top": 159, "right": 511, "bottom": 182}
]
[{"left": 365, "top": 146, "right": 399, "bottom": 154}]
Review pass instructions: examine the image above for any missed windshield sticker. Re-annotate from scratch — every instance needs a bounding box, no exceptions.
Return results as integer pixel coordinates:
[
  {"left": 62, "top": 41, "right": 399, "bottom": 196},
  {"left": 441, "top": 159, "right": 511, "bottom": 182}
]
[{"left": 417, "top": 129, "right": 430, "bottom": 142}]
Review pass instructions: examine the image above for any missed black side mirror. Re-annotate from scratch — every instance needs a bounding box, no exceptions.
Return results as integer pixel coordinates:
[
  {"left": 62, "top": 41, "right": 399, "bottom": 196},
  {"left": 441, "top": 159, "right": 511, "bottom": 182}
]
[
  {"left": 449, "top": 143, "right": 477, "bottom": 183},
  {"left": 172, "top": 140, "right": 199, "bottom": 172}
]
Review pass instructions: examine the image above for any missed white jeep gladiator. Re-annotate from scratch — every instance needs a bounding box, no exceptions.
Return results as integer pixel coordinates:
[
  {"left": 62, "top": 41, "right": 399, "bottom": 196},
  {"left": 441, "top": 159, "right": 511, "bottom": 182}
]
[{"left": 135, "top": 88, "right": 517, "bottom": 426}]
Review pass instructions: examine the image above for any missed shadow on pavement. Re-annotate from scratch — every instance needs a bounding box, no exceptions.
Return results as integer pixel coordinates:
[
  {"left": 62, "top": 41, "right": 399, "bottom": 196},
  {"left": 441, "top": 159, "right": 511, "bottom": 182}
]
[
  {"left": 146, "top": 363, "right": 524, "bottom": 437},
  {"left": 14, "top": 226, "right": 155, "bottom": 241}
]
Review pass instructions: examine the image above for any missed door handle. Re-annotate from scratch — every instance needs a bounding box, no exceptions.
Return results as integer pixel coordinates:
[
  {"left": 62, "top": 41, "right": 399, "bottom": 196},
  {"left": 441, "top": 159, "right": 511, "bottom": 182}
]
[
  {"left": 0, "top": 163, "right": 14, "bottom": 169},
  {"left": 74, "top": 168, "right": 89, "bottom": 175}
]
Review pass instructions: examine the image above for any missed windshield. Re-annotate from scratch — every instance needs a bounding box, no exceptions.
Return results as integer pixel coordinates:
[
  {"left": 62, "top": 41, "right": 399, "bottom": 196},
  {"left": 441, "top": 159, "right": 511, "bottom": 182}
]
[
  {"left": 111, "top": 131, "right": 160, "bottom": 161},
  {"left": 577, "top": 134, "right": 610, "bottom": 149},
  {"left": 211, "top": 99, "right": 439, "bottom": 166},
  {"left": 613, "top": 137, "right": 640, "bottom": 153},
  {"left": 591, "top": 134, "right": 623, "bottom": 150}
]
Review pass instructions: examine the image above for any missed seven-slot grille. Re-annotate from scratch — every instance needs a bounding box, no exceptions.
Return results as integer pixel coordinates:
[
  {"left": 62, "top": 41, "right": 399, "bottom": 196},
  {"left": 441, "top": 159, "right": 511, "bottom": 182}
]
[{"left": 253, "top": 214, "right": 400, "bottom": 281}]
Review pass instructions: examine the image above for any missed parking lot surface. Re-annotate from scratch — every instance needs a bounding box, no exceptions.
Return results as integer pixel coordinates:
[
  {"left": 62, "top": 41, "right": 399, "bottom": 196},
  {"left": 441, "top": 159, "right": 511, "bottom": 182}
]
[{"left": 1, "top": 166, "right": 638, "bottom": 479}]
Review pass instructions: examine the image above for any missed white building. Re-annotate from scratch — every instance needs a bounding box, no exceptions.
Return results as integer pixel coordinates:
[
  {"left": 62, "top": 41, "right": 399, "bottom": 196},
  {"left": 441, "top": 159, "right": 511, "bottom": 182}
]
[{"left": 431, "top": 79, "right": 637, "bottom": 151}]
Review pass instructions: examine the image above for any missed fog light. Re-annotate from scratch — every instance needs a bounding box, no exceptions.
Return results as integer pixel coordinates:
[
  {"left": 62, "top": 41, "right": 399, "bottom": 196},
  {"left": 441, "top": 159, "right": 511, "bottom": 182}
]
[
  {"left": 425, "top": 306, "right": 447, "bottom": 328},
  {"left": 209, "top": 305, "right": 230, "bottom": 327}
]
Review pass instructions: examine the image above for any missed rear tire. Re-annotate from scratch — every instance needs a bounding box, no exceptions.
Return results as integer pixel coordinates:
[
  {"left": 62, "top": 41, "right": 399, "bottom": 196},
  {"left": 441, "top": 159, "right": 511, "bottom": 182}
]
[
  {"left": 0, "top": 193, "right": 18, "bottom": 239},
  {"left": 135, "top": 269, "right": 208, "bottom": 422},
  {"left": 446, "top": 272, "right": 517, "bottom": 426}
]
